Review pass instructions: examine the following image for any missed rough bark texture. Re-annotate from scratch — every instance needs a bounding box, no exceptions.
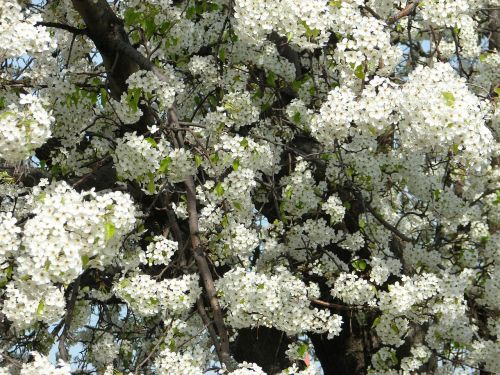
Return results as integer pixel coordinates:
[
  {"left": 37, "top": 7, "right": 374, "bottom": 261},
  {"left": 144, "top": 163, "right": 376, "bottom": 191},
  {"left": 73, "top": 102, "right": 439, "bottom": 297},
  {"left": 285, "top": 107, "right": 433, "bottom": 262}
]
[
  {"left": 490, "top": 9, "right": 500, "bottom": 51},
  {"left": 310, "top": 313, "right": 377, "bottom": 375},
  {"left": 232, "top": 328, "right": 292, "bottom": 374}
]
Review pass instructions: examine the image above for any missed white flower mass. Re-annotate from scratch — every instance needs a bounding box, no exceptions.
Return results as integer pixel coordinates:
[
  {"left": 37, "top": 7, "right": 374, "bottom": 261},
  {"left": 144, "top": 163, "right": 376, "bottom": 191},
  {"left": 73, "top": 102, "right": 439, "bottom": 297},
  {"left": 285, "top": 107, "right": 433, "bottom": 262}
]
[{"left": 0, "top": 0, "right": 499, "bottom": 373}]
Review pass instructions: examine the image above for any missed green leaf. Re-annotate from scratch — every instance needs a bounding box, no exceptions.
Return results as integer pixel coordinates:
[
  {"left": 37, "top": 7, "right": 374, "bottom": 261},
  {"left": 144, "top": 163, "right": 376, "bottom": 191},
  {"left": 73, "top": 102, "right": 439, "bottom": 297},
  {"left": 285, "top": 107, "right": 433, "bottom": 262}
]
[
  {"left": 292, "top": 80, "right": 302, "bottom": 92},
  {"left": 298, "top": 343, "right": 308, "bottom": 357},
  {"left": 100, "top": 88, "right": 107, "bottom": 108},
  {"left": 159, "top": 156, "right": 172, "bottom": 173},
  {"left": 266, "top": 71, "right": 277, "bottom": 88},
  {"left": 257, "top": 283, "right": 265, "bottom": 290},
  {"left": 127, "top": 88, "right": 142, "bottom": 113},
  {"left": 261, "top": 102, "right": 271, "bottom": 112},
  {"left": 433, "top": 189, "right": 441, "bottom": 201},
  {"left": 292, "top": 112, "right": 301, "bottom": 124},
  {"left": 371, "top": 316, "right": 381, "bottom": 328},
  {"left": 88, "top": 91, "right": 98, "bottom": 105},
  {"left": 36, "top": 300, "right": 45, "bottom": 315},
  {"left": 329, "top": 0, "right": 342, "bottom": 7},
  {"left": 5, "top": 266, "right": 13, "bottom": 279},
  {"left": 124, "top": 8, "right": 141, "bottom": 26},
  {"left": 211, "top": 153, "right": 220, "bottom": 164},
  {"left": 218, "top": 47, "right": 226, "bottom": 62},
  {"left": 119, "top": 278, "right": 131, "bottom": 288},
  {"left": 195, "top": 155, "right": 203, "bottom": 167},
  {"left": 300, "top": 20, "right": 313, "bottom": 38},
  {"left": 147, "top": 173, "right": 156, "bottom": 194},
  {"left": 492, "top": 190, "right": 500, "bottom": 205},
  {"left": 81, "top": 255, "right": 90, "bottom": 268},
  {"left": 390, "top": 323, "right": 400, "bottom": 334},
  {"left": 352, "top": 259, "right": 367, "bottom": 271},
  {"left": 37, "top": 191, "right": 47, "bottom": 202},
  {"left": 105, "top": 222, "right": 116, "bottom": 242},
  {"left": 494, "top": 87, "right": 500, "bottom": 96},
  {"left": 441, "top": 91, "right": 455, "bottom": 106},
  {"left": 145, "top": 137, "right": 157, "bottom": 148},
  {"left": 142, "top": 16, "right": 156, "bottom": 39},
  {"left": 354, "top": 65, "right": 365, "bottom": 80},
  {"left": 240, "top": 138, "right": 249, "bottom": 149},
  {"left": 232, "top": 158, "right": 240, "bottom": 171},
  {"left": 359, "top": 218, "right": 366, "bottom": 230},
  {"left": 186, "top": 6, "right": 197, "bottom": 19},
  {"left": 221, "top": 214, "right": 229, "bottom": 228},
  {"left": 215, "top": 182, "right": 225, "bottom": 196},
  {"left": 168, "top": 339, "right": 176, "bottom": 351}
]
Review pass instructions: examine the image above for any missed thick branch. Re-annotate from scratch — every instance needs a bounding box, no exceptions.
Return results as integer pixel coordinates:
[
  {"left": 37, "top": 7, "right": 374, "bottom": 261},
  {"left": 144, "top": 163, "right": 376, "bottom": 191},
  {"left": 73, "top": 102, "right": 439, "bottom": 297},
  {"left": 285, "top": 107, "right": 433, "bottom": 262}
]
[{"left": 70, "top": 0, "right": 138, "bottom": 99}]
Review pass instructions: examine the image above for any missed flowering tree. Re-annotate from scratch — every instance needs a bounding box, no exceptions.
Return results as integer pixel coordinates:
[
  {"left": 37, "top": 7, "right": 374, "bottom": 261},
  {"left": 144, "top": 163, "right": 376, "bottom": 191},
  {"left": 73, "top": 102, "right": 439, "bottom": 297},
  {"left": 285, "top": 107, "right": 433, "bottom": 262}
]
[{"left": 0, "top": 0, "right": 499, "bottom": 374}]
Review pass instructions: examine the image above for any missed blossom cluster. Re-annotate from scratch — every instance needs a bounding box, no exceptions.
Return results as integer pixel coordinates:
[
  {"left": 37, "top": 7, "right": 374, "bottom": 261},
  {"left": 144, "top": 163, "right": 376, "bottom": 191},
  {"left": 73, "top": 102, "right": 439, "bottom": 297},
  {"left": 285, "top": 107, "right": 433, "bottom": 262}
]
[
  {"left": 142, "top": 235, "right": 177, "bottom": 266},
  {"left": 17, "top": 352, "right": 70, "bottom": 375},
  {"left": 114, "top": 273, "right": 201, "bottom": 317},
  {"left": 15, "top": 181, "right": 137, "bottom": 285},
  {"left": 3, "top": 280, "right": 65, "bottom": 330},
  {"left": 280, "top": 159, "right": 325, "bottom": 216},
  {"left": 0, "top": 1, "right": 55, "bottom": 59},
  {"left": 126, "top": 67, "right": 184, "bottom": 109},
  {"left": 216, "top": 267, "right": 343, "bottom": 339},
  {"left": 233, "top": 0, "right": 335, "bottom": 49},
  {"left": 399, "top": 63, "right": 493, "bottom": 171},
  {"left": 113, "top": 132, "right": 196, "bottom": 192},
  {"left": 331, "top": 272, "right": 376, "bottom": 306},
  {"left": 0, "top": 212, "right": 20, "bottom": 264},
  {"left": 0, "top": 94, "right": 54, "bottom": 163}
]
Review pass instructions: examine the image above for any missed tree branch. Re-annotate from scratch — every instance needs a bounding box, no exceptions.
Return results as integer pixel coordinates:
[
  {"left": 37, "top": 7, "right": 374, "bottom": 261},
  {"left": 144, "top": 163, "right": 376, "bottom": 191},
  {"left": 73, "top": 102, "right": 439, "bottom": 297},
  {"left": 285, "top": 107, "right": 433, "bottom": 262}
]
[
  {"left": 387, "top": 1, "right": 421, "bottom": 25},
  {"left": 364, "top": 202, "right": 413, "bottom": 242},
  {"left": 58, "top": 276, "right": 81, "bottom": 362},
  {"left": 35, "top": 21, "right": 87, "bottom": 35},
  {"left": 185, "top": 175, "right": 233, "bottom": 368}
]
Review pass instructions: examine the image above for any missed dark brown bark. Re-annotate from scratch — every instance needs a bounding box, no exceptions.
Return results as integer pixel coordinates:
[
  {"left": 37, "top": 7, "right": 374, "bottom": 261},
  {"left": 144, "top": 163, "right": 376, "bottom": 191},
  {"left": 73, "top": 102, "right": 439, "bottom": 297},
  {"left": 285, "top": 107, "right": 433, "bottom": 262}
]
[
  {"left": 232, "top": 327, "right": 292, "bottom": 374},
  {"left": 490, "top": 10, "right": 500, "bottom": 51},
  {"left": 310, "top": 313, "right": 378, "bottom": 375},
  {"left": 70, "top": 0, "right": 137, "bottom": 100}
]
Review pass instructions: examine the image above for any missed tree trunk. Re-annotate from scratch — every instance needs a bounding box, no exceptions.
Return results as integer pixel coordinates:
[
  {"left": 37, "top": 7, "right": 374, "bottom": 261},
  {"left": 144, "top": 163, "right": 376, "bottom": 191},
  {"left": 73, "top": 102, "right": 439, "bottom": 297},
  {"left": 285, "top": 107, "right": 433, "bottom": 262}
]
[
  {"left": 232, "top": 327, "right": 291, "bottom": 374},
  {"left": 310, "top": 312, "right": 377, "bottom": 375}
]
